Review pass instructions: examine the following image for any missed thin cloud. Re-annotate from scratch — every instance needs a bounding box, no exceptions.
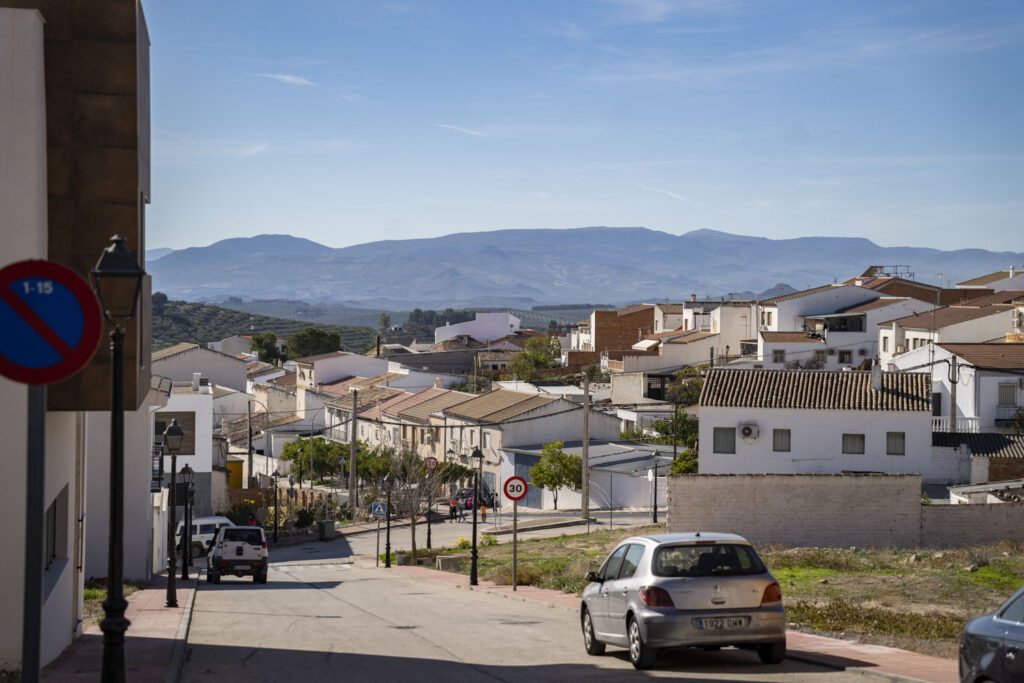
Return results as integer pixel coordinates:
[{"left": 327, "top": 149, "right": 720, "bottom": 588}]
[
  {"left": 435, "top": 124, "right": 487, "bottom": 137},
  {"left": 258, "top": 73, "right": 316, "bottom": 86},
  {"left": 634, "top": 182, "right": 696, "bottom": 205}
]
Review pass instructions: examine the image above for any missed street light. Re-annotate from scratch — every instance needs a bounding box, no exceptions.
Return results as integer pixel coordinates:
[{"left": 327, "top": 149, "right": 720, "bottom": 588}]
[
  {"left": 469, "top": 447, "right": 484, "bottom": 586},
  {"left": 91, "top": 234, "right": 144, "bottom": 683},
  {"left": 162, "top": 419, "right": 184, "bottom": 608},
  {"left": 383, "top": 472, "right": 394, "bottom": 568},
  {"left": 179, "top": 464, "right": 195, "bottom": 581},
  {"left": 271, "top": 470, "right": 281, "bottom": 543}
]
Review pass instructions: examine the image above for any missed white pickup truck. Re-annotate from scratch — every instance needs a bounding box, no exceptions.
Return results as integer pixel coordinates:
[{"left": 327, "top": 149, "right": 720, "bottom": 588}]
[{"left": 207, "top": 526, "right": 268, "bottom": 584}]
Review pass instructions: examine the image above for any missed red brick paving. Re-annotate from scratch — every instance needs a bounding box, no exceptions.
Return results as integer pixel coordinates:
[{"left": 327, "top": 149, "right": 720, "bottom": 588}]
[{"left": 42, "top": 574, "right": 195, "bottom": 683}]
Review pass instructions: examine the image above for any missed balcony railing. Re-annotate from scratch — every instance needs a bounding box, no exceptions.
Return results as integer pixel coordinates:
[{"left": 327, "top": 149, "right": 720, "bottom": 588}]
[
  {"left": 996, "top": 405, "right": 1022, "bottom": 421},
  {"left": 931, "top": 417, "right": 980, "bottom": 433}
]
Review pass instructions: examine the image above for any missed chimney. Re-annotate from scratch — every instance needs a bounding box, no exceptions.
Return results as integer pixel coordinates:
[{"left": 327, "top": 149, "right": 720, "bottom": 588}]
[
  {"left": 871, "top": 362, "right": 883, "bottom": 392},
  {"left": 1010, "top": 266, "right": 1017, "bottom": 278},
  {"left": 199, "top": 377, "right": 212, "bottom": 394},
  {"left": 689, "top": 293, "right": 697, "bottom": 302},
  {"left": 192, "top": 372, "right": 201, "bottom": 391}
]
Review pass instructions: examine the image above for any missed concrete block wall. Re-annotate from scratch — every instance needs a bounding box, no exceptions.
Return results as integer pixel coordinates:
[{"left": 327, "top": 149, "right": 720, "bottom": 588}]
[
  {"left": 668, "top": 474, "right": 922, "bottom": 548},
  {"left": 921, "top": 503, "right": 1024, "bottom": 547}
]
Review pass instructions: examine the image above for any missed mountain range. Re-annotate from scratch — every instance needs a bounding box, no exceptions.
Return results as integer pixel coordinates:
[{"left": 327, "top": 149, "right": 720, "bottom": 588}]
[{"left": 147, "top": 228, "right": 1024, "bottom": 309}]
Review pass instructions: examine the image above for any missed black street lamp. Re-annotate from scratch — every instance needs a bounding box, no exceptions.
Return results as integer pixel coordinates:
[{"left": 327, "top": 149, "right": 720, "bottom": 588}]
[
  {"left": 162, "top": 419, "right": 184, "bottom": 608},
  {"left": 91, "top": 234, "right": 144, "bottom": 683},
  {"left": 271, "top": 470, "right": 281, "bottom": 543},
  {"left": 383, "top": 472, "right": 394, "bottom": 568},
  {"left": 469, "top": 447, "right": 484, "bottom": 586},
  {"left": 179, "top": 464, "right": 195, "bottom": 581},
  {"left": 426, "top": 469, "right": 433, "bottom": 550}
]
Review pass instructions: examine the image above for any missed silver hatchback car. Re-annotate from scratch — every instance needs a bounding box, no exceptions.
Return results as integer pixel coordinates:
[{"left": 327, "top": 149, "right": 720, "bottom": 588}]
[{"left": 580, "top": 532, "right": 786, "bottom": 669}]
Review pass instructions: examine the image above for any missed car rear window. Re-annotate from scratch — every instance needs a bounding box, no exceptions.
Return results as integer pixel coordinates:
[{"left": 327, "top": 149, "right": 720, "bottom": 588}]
[
  {"left": 223, "top": 528, "right": 262, "bottom": 545},
  {"left": 652, "top": 544, "right": 766, "bottom": 577}
]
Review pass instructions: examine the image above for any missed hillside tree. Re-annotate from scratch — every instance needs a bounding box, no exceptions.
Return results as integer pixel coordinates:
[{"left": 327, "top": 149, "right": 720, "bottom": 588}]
[
  {"left": 250, "top": 332, "right": 283, "bottom": 363},
  {"left": 286, "top": 327, "right": 341, "bottom": 359}
]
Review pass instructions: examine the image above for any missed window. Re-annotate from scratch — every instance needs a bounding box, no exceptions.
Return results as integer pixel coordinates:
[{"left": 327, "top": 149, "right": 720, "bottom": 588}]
[
  {"left": 1000, "top": 593, "right": 1024, "bottom": 624},
  {"left": 838, "top": 350, "right": 852, "bottom": 364},
  {"left": 713, "top": 427, "right": 736, "bottom": 454},
  {"left": 882, "top": 337, "right": 889, "bottom": 353},
  {"left": 842, "top": 433, "right": 865, "bottom": 454},
  {"left": 652, "top": 544, "right": 766, "bottom": 577},
  {"left": 932, "top": 392, "right": 942, "bottom": 417},
  {"left": 773, "top": 429, "right": 791, "bottom": 452},
  {"left": 886, "top": 432, "right": 906, "bottom": 455},
  {"left": 772, "top": 350, "right": 785, "bottom": 363},
  {"left": 619, "top": 544, "right": 646, "bottom": 580},
  {"left": 766, "top": 311, "right": 773, "bottom": 326},
  {"left": 601, "top": 545, "right": 629, "bottom": 580},
  {"left": 999, "top": 383, "right": 1017, "bottom": 406}
]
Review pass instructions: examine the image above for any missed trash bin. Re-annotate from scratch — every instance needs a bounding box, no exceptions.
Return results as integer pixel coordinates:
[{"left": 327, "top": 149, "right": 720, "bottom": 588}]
[{"left": 318, "top": 519, "right": 336, "bottom": 541}]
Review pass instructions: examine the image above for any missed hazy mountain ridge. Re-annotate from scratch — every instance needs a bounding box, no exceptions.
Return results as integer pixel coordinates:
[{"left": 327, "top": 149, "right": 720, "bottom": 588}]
[{"left": 148, "top": 228, "right": 1024, "bottom": 308}]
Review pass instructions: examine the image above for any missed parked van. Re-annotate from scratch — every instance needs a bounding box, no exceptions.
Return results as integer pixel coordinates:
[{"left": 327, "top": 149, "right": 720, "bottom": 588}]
[{"left": 176, "top": 515, "right": 235, "bottom": 557}]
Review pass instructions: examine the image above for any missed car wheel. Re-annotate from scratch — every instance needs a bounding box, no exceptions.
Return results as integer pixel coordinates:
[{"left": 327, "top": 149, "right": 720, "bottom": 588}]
[
  {"left": 757, "top": 640, "right": 786, "bottom": 665},
  {"left": 581, "top": 608, "right": 605, "bottom": 656},
  {"left": 627, "top": 616, "right": 656, "bottom": 670}
]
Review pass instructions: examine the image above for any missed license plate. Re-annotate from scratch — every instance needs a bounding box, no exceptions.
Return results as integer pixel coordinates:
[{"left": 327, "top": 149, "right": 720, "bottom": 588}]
[
  {"left": 698, "top": 617, "right": 746, "bottom": 630},
  {"left": 234, "top": 564, "right": 250, "bottom": 570}
]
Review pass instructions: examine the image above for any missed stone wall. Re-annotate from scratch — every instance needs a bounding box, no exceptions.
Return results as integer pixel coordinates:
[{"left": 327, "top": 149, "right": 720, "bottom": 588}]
[{"left": 668, "top": 473, "right": 1024, "bottom": 548}]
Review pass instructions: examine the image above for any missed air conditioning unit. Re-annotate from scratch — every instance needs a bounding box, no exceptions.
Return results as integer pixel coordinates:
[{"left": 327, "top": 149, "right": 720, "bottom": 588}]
[
  {"left": 896, "top": 345, "right": 906, "bottom": 354},
  {"left": 827, "top": 348, "right": 836, "bottom": 356},
  {"left": 739, "top": 423, "right": 760, "bottom": 439}
]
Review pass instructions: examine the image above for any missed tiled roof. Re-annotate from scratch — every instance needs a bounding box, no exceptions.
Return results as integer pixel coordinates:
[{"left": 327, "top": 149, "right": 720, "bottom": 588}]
[
  {"left": 850, "top": 276, "right": 939, "bottom": 293},
  {"left": 643, "top": 327, "right": 690, "bottom": 341},
  {"left": 358, "top": 390, "right": 416, "bottom": 421},
  {"left": 246, "top": 360, "right": 277, "bottom": 376},
  {"left": 152, "top": 342, "right": 199, "bottom": 361},
  {"left": 618, "top": 304, "right": 655, "bottom": 316},
  {"left": 761, "top": 284, "right": 837, "bottom": 304},
  {"left": 841, "top": 297, "right": 909, "bottom": 314},
  {"left": 933, "top": 432, "right": 1024, "bottom": 458},
  {"left": 760, "top": 331, "right": 825, "bottom": 344},
  {"left": 294, "top": 351, "right": 345, "bottom": 363},
  {"left": 938, "top": 343, "right": 1024, "bottom": 370},
  {"left": 445, "top": 389, "right": 557, "bottom": 422},
  {"left": 700, "top": 369, "right": 931, "bottom": 411},
  {"left": 381, "top": 386, "right": 449, "bottom": 417},
  {"left": 268, "top": 372, "right": 297, "bottom": 389},
  {"left": 478, "top": 350, "right": 520, "bottom": 362},
  {"left": 324, "top": 385, "right": 405, "bottom": 412},
  {"left": 958, "top": 270, "right": 1017, "bottom": 287},
  {"left": 885, "top": 305, "right": 1011, "bottom": 330},
  {"left": 398, "top": 390, "right": 476, "bottom": 423},
  {"left": 220, "top": 413, "right": 305, "bottom": 446},
  {"left": 484, "top": 394, "right": 560, "bottom": 422},
  {"left": 665, "top": 330, "right": 716, "bottom": 345},
  {"left": 957, "top": 290, "right": 1024, "bottom": 307},
  {"left": 654, "top": 303, "right": 684, "bottom": 313}
]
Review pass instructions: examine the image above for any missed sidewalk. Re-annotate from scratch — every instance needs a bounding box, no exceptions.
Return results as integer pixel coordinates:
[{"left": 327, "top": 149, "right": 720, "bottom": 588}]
[
  {"left": 383, "top": 563, "right": 958, "bottom": 683},
  {"left": 42, "top": 574, "right": 196, "bottom": 683}
]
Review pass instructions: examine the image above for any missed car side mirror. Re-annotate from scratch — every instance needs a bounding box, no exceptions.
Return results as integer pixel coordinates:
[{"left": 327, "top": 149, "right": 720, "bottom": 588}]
[{"left": 586, "top": 571, "right": 603, "bottom": 584}]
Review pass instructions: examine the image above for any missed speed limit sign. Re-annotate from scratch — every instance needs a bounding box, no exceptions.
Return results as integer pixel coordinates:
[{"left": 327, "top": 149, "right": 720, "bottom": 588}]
[{"left": 503, "top": 476, "right": 528, "bottom": 502}]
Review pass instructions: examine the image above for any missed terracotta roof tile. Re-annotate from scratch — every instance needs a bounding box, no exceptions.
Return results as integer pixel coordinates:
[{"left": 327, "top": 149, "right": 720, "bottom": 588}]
[
  {"left": 958, "top": 270, "right": 1018, "bottom": 287},
  {"left": 445, "top": 389, "right": 557, "bottom": 422},
  {"left": 933, "top": 432, "right": 1024, "bottom": 458},
  {"left": 761, "top": 284, "right": 837, "bottom": 304},
  {"left": 885, "top": 305, "right": 1011, "bottom": 329},
  {"left": 700, "top": 368, "right": 931, "bottom": 411},
  {"left": 760, "top": 331, "right": 826, "bottom": 344},
  {"left": 938, "top": 343, "right": 1024, "bottom": 370},
  {"left": 398, "top": 390, "right": 476, "bottom": 423},
  {"left": 152, "top": 342, "right": 199, "bottom": 361}
]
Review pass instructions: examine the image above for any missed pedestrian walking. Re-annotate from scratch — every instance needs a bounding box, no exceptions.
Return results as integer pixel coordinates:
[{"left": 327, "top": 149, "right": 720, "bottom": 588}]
[
  {"left": 458, "top": 498, "right": 467, "bottom": 522},
  {"left": 449, "top": 497, "right": 457, "bottom": 523},
  {"left": 480, "top": 503, "right": 487, "bottom": 524}
]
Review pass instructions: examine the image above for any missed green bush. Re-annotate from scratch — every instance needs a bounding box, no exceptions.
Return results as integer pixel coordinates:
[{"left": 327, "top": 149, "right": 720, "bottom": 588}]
[
  {"left": 295, "top": 508, "right": 315, "bottom": 529},
  {"left": 454, "top": 536, "right": 472, "bottom": 550},
  {"left": 484, "top": 563, "right": 544, "bottom": 586},
  {"left": 481, "top": 534, "right": 498, "bottom": 547}
]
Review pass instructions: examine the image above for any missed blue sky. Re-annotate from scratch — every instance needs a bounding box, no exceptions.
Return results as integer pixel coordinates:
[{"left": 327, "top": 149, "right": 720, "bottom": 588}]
[{"left": 145, "top": 0, "right": 1024, "bottom": 252}]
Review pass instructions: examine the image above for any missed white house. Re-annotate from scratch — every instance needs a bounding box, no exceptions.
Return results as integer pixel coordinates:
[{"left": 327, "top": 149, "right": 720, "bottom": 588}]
[
  {"left": 957, "top": 267, "right": 1024, "bottom": 292},
  {"left": 697, "top": 368, "right": 955, "bottom": 482},
  {"left": 153, "top": 342, "right": 248, "bottom": 392},
  {"left": 758, "top": 284, "right": 881, "bottom": 333},
  {"left": 434, "top": 312, "right": 521, "bottom": 344},
  {"left": 293, "top": 351, "right": 389, "bottom": 389},
  {"left": 878, "top": 305, "right": 1015, "bottom": 367},
  {"left": 152, "top": 377, "right": 221, "bottom": 517},
  {"left": 652, "top": 303, "right": 684, "bottom": 333}
]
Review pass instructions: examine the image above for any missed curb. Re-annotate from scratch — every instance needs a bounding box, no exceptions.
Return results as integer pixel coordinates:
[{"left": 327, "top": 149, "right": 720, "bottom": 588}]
[
  {"left": 785, "top": 648, "right": 936, "bottom": 683},
  {"left": 164, "top": 582, "right": 197, "bottom": 683},
  {"left": 488, "top": 517, "right": 599, "bottom": 535}
]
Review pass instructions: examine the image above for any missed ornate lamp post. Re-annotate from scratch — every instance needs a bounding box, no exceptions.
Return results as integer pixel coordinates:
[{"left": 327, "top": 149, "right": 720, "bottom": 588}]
[
  {"left": 91, "top": 234, "right": 144, "bottom": 683},
  {"left": 162, "top": 419, "right": 184, "bottom": 608},
  {"left": 179, "top": 464, "right": 195, "bottom": 581},
  {"left": 383, "top": 472, "right": 394, "bottom": 568},
  {"left": 469, "top": 447, "right": 484, "bottom": 586}
]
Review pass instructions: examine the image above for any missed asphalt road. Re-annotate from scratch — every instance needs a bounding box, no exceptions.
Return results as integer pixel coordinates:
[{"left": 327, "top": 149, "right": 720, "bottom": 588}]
[{"left": 182, "top": 561, "right": 865, "bottom": 682}]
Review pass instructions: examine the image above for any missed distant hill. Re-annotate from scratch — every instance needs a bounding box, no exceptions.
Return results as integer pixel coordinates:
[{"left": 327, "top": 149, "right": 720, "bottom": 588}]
[
  {"left": 146, "top": 247, "right": 174, "bottom": 263},
  {"left": 152, "top": 295, "right": 376, "bottom": 352},
  {"left": 148, "top": 228, "right": 1024, "bottom": 308}
]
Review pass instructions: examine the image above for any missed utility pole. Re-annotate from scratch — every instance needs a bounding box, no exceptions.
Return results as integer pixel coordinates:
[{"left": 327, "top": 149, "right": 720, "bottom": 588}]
[
  {"left": 949, "top": 355, "right": 959, "bottom": 434},
  {"left": 582, "top": 372, "right": 590, "bottom": 529},
  {"left": 247, "top": 401, "right": 254, "bottom": 489},
  {"left": 349, "top": 389, "right": 359, "bottom": 515},
  {"left": 710, "top": 347, "right": 715, "bottom": 368}
]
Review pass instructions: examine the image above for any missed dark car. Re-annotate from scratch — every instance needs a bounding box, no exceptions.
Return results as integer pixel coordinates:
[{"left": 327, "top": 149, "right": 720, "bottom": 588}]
[
  {"left": 454, "top": 487, "right": 496, "bottom": 511},
  {"left": 960, "top": 586, "right": 1024, "bottom": 683}
]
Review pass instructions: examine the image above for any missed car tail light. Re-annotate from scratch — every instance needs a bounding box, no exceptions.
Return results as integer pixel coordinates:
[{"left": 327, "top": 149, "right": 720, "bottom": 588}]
[
  {"left": 261, "top": 542, "right": 267, "bottom": 549},
  {"left": 761, "top": 582, "right": 782, "bottom": 605},
  {"left": 639, "top": 586, "right": 674, "bottom": 607}
]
